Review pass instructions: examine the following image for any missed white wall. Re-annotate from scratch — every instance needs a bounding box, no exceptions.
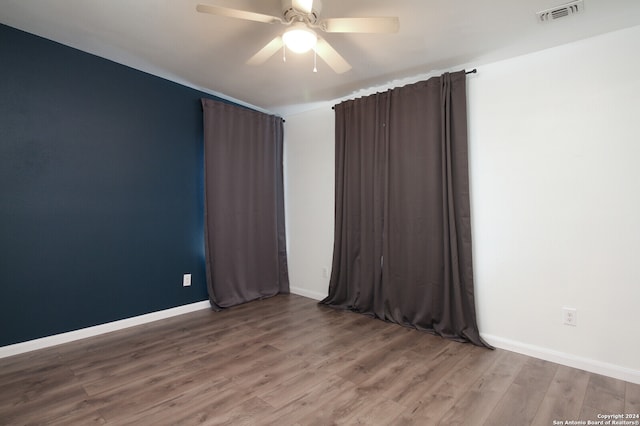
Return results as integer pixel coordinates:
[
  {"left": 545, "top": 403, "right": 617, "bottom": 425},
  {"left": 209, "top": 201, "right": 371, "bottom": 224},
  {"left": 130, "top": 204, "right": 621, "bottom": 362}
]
[
  {"left": 284, "top": 107, "right": 335, "bottom": 300},
  {"left": 468, "top": 25, "right": 640, "bottom": 381},
  {"left": 284, "top": 25, "right": 640, "bottom": 383}
]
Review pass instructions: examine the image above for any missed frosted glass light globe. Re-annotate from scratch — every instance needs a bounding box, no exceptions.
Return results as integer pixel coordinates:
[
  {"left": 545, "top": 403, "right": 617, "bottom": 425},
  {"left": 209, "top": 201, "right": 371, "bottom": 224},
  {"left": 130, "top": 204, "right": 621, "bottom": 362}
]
[{"left": 283, "top": 25, "right": 317, "bottom": 53}]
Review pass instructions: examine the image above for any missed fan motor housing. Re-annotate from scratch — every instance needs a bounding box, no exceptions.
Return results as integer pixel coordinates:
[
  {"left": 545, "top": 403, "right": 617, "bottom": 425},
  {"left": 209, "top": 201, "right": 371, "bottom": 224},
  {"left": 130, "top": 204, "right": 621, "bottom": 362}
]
[{"left": 281, "top": 0, "right": 321, "bottom": 24}]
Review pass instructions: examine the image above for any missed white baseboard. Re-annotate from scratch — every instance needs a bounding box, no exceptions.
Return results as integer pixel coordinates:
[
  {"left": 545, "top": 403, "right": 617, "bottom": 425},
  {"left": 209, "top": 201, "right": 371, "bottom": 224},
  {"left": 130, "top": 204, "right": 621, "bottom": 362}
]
[
  {"left": 0, "top": 300, "right": 211, "bottom": 359},
  {"left": 290, "top": 286, "right": 326, "bottom": 301},
  {"left": 482, "top": 333, "right": 640, "bottom": 385}
]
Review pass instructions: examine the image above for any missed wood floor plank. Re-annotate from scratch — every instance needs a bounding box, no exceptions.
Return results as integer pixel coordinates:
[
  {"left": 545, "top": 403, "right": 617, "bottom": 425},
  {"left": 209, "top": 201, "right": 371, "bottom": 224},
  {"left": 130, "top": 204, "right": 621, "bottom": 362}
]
[
  {"left": 341, "top": 395, "right": 406, "bottom": 425},
  {"left": 0, "top": 382, "right": 90, "bottom": 425},
  {"left": 389, "top": 340, "right": 474, "bottom": 408},
  {"left": 21, "top": 393, "right": 107, "bottom": 426},
  {"left": 579, "top": 405, "right": 606, "bottom": 424},
  {"left": 293, "top": 385, "right": 376, "bottom": 425},
  {"left": 335, "top": 327, "right": 418, "bottom": 385},
  {"left": 530, "top": 365, "right": 591, "bottom": 426},
  {"left": 309, "top": 346, "right": 366, "bottom": 375},
  {"left": 0, "top": 293, "right": 636, "bottom": 425},
  {"left": 354, "top": 349, "right": 432, "bottom": 401},
  {"left": 484, "top": 358, "right": 559, "bottom": 425},
  {"left": 485, "top": 382, "right": 544, "bottom": 426},
  {"left": 258, "top": 368, "right": 331, "bottom": 409},
  {"left": 627, "top": 382, "right": 640, "bottom": 414},
  {"left": 114, "top": 377, "right": 241, "bottom": 425},
  {"left": 402, "top": 344, "right": 499, "bottom": 422},
  {"left": 0, "top": 363, "right": 73, "bottom": 405},
  {"left": 80, "top": 333, "right": 268, "bottom": 396},
  {"left": 580, "top": 372, "right": 626, "bottom": 419},
  {"left": 257, "top": 374, "right": 356, "bottom": 425},
  {"left": 200, "top": 396, "right": 273, "bottom": 426},
  {"left": 437, "top": 350, "right": 529, "bottom": 425},
  {"left": 90, "top": 362, "right": 237, "bottom": 422}
]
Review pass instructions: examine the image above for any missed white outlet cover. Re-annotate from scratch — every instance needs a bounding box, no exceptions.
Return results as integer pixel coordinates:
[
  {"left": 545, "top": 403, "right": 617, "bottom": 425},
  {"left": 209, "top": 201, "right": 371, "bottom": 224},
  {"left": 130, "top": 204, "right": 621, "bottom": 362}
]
[
  {"left": 562, "top": 307, "right": 577, "bottom": 326},
  {"left": 183, "top": 274, "right": 192, "bottom": 287}
]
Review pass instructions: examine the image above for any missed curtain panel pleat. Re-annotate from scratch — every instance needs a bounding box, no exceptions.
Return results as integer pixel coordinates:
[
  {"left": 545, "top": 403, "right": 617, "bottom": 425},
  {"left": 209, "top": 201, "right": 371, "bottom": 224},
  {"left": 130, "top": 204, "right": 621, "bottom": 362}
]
[
  {"left": 201, "top": 99, "right": 289, "bottom": 310},
  {"left": 322, "top": 71, "right": 489, "bottom": 348}
]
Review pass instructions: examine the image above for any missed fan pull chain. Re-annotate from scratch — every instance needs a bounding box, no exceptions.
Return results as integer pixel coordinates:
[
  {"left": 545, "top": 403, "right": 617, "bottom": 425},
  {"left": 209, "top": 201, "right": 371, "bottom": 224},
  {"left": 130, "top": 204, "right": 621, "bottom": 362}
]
[
  {"left": 313, "top": 48, "right": 317, "bottom": 73},
  {"left": 283, "top": 44, "right": 286, "bottom": 62}
]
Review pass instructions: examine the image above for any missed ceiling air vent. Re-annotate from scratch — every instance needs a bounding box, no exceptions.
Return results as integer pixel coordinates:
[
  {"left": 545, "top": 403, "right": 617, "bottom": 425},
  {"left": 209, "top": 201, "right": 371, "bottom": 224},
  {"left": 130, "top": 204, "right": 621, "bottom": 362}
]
[{"left": 537, "top": 0, "right": 584, "bottom": 22}]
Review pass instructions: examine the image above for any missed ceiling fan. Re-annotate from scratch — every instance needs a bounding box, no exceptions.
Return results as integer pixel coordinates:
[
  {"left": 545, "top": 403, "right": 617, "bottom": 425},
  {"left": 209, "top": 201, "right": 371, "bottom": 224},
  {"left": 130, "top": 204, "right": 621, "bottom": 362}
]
[{"left": 196, "top": 0, "right": 400, "bottom": 74}]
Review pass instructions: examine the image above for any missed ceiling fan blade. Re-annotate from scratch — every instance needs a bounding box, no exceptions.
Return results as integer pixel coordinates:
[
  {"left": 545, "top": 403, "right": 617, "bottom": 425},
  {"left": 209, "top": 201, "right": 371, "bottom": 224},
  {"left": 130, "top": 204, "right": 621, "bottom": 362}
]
[
  {"left": 292, "top": 0, "right": 314, "bottom": 14},
  {"left": 196, "top": 4, "right": 282, "bottom": 24},
  {"left": 314, "top": 38, "right": 351, "bottom": 74},
  {"left": 247, "top": 36, "right": 284, "bottom": 65},
  {"left": 321, "top": 17, "right": 400, "bottom": 33}
]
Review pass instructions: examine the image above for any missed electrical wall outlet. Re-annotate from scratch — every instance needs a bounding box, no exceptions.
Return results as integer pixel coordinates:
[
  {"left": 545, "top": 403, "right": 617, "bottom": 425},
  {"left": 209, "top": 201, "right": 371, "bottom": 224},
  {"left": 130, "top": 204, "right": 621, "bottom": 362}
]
[
  {"left": 322, "top": 267, "right": 329, "bottom": 278},
  {"left": 183, "top": 273, "right": 192, "bottom": 287},
  {"left": 562, "top": 307, "right": 577, "bottom": 326}
]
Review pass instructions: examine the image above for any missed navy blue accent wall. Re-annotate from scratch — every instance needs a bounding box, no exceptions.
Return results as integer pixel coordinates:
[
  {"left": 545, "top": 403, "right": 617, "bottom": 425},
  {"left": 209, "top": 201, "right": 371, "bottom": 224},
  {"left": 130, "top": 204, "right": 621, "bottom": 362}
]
[{"left": 0, "top": 24, "right": 221, "bottom": 346}]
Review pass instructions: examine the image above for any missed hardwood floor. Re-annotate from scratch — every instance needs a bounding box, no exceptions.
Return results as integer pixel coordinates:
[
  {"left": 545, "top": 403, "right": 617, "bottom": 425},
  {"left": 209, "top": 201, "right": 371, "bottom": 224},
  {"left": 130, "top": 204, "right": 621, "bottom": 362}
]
[{"left": 1, "top": 294, "right": 638, "bottom": 425}]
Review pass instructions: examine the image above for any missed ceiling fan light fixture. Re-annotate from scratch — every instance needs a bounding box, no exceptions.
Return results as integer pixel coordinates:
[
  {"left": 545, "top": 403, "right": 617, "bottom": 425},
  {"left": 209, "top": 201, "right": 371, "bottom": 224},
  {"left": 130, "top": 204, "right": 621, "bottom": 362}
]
[{"left": 282, "top": 24, "right": 317, "bottom": 53}]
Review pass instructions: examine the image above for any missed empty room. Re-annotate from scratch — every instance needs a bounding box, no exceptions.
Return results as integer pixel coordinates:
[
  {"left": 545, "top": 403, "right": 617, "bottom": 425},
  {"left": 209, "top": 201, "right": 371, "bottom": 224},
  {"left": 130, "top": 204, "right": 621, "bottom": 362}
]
[{"left": 1, "top": 0, "right": 639, "bottom": 424}]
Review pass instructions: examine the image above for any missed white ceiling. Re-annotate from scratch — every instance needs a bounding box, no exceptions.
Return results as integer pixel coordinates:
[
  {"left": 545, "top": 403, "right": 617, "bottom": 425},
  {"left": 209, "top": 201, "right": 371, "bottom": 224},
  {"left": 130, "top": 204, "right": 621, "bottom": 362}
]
[{"left": 1, "top": 0, "right": 639, "bottom": 115}]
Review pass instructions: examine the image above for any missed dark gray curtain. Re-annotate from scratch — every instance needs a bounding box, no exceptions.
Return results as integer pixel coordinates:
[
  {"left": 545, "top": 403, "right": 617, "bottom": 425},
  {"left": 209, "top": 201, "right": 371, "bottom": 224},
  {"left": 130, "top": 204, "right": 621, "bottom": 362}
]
[
  {"left": 321, "top": 71, "right": 489, "bottom": 347},
  {"left": 202, "top": 98, "right": 289, "bottom": 310}
]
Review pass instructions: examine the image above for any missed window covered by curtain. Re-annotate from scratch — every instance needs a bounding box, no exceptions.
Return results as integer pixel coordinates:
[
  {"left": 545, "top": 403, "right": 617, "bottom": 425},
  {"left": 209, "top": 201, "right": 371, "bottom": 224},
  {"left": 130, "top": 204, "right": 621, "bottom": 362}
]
[
  {"left": 321, "top": 71, "right": 489, "bottom": 347},
  {"left": 201, "top": 99, "right": 289, "bottom": 310}
]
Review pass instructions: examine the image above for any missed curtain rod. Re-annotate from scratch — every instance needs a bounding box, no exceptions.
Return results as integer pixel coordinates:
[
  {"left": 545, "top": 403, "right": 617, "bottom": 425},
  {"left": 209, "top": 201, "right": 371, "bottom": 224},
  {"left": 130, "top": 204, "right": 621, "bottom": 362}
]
[{"left": 331, "top": 69, "right": 477, "bottom": 110}]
